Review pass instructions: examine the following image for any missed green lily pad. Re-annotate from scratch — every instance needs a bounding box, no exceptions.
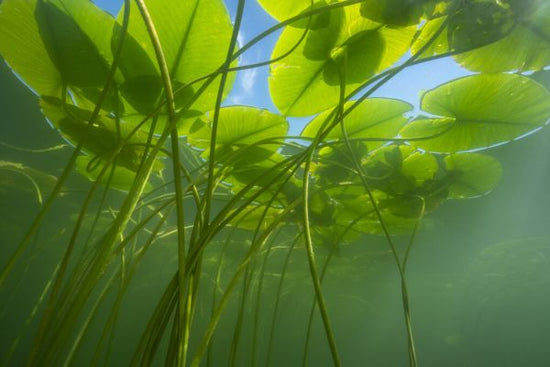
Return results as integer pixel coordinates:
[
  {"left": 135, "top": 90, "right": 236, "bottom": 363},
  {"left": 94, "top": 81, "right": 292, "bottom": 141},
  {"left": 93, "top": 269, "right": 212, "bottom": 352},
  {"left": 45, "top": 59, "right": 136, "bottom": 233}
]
[
  {"left": 0, "top": 0, "right": 114, "bottom": 97},
  {"left": 400, "top": 73, "right": 550, "bottom": 153},
  {"left": 301, "top": 98, "right": 412, "bottom": 148},
  {"left": 360, "top": 0, "right": 438, "bottom": 26},
  {"left": 444, "top": 153, "right": 502, "bottom": 199},
  {"left": 363, "top": 145, "right": 438, "bottom": 194},
  {"left": 40, "top": 97, "right": 163, "bottom": 172},
  {"left": 188, "top": 106, "right": 288, "bottom": 165},
  {"left": 122, "top": 0, "right": 235, "bottom": 115},
  {"left": 257, "top": 0, "right": 329, "bottom": 22},
  {"left": 413, "top": 3, "right": 550, "bottom": 72},
  {"left": 76, "top": 155, "right": 153, "bottom": 192},
  {"left": 269, "top": 4, "right": 414, "bottom": 116}
]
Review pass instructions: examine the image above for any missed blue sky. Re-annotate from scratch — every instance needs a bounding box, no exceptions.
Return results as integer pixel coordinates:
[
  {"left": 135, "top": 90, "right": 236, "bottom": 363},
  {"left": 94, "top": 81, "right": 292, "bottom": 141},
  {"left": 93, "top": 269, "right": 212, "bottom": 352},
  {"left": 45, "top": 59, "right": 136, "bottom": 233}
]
[{"left": 92, "top": 0, "right": 468, "bottom": 134}]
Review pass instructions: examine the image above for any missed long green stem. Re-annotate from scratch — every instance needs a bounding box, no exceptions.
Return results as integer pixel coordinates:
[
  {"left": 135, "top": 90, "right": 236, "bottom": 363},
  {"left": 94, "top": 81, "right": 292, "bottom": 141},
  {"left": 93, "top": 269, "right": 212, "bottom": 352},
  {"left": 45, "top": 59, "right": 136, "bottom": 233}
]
[
  {"left": 202, "top": 0, "right": 246, "bottom": 225},
  {"left": 132, "top": 1, "right": 189, "bottom": 365},
  {"left": 301, "top": 102, "right": 344, "bottom": 366}
]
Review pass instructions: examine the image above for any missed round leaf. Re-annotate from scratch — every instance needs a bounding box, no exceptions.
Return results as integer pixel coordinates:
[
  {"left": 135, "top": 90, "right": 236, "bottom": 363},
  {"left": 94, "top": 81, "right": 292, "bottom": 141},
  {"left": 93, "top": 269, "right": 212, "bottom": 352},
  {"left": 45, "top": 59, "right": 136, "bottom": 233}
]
[
  {"left": 400, "top": 73, "right": 550, "bottom": 153},
  {"left": 188, "top": 106, "right": 288, "bottom": 164},
  {"left": 76, "top": 156, "right": 153, "bottom": 192},
  {"left": 257, "top": 0, "right": 327, "bottom": 22},
  {"left": 269, "top": 5, "right": 414, "bottom": 116},
  {"left": 0, "top": 0, "right": 114, "bottom": 96},
  {"left": 301, "top": 98, "right": 412, "bottom": 150},
  {"left": 444, "top": 153, "right": 502, "bottom": 199},
  {"left": 363, "top": 145, "right": 438, "bottom": 194},
  {"left": 413, "top": 3, "right": 550, "bottom": 72},
  {"left": 123, "top": 0, "right": 235, "bottom": 114}
]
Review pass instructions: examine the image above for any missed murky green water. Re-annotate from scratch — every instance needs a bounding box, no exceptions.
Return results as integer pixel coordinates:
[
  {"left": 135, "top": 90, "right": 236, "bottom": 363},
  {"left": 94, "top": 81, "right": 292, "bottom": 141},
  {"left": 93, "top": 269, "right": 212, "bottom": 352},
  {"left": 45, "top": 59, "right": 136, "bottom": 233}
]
[
  {"left": 2, "top": 57, "right": 550, "bottom": 366},
  {"left": 2, "top": 1, "right": 550, "bottom": 366}
]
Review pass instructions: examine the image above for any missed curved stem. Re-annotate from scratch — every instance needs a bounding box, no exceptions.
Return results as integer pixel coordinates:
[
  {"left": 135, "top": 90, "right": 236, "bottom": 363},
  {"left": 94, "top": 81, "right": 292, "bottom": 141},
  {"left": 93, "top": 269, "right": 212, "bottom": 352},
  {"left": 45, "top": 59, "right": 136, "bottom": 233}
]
[
  {"left": 133, "top": 1, "right": 189, "bottom": 364},
  {"left": 202, "top": 0, "right": 246, "bottom": 225}
]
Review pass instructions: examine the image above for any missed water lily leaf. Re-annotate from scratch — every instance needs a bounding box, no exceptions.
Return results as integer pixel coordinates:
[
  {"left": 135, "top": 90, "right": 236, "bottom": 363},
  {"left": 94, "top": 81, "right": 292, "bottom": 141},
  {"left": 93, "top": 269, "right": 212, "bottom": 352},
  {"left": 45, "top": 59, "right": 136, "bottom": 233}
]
[
  {"left": 0, "top": 0, "right": 61, "bottom": 96},
  {"left": 400, "top": 74, "right": 550, "bottom": 153},
  {"left": 312, "top": 142, "right": 367, "bottom": 185},
  {"left": 76, "top": 156, "right": 152, "bottom": 192},
  {"left": 413, "top": 3, "right": 550, "bottom": 72},
  {"left": 188, "top": 106, "right": 288, "bottom": 165},
  {"left": 222, "top": 152, "right": 299, "bottom": 204},
  {"left": 335, "top": 190, "right": 420, "bottom": 235},
  {"left": 447, "top": 1, "right": 515, "bottom": 51},
  {"left": 269, "top": 4, "right": 415, "bottom": 116},
  {"left": 122, "top": 0, "right": 235, "bottom": 115},
  {"left": 111, "top": 24, "right": 162, "bottom": 115},
  {"left": 228, "top": 203, "right": 286, "bottom": 231},
  {"left": 301, "top": 98, "right": 412, "bottom": 147},
  {"left": 34, "top": 0, "right": 112, "bottom": 88},
  {"left": 444, "top": 153, "right": 502, "bottom": 199},
  {"left": 455, "top": 23, "right": 550, "bottom": 72},
  {"left": 40, "top": 97, "right": 162, "bottom": 172},
  {"left": 0, "top": 0, "right": 113, "bottom": 97},
  {"left": 363, "top": 145, "right": 438, "bottom": 194},
  {"left": 257, "top": 0, "right": 329, "bottom": 22},
  {"left": 410, "top": 16, "right": 449, "bottom": 57},
  {"left": 360, "top": 0, "right": 437, "bottom": 26}
]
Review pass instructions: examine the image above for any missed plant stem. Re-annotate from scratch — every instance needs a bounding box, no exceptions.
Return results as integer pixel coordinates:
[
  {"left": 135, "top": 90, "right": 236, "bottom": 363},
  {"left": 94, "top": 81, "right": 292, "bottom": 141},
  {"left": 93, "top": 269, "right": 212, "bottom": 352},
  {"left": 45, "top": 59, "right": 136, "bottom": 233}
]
[{"left": 133, "top": 1, "right": 189, "bottom": 365}]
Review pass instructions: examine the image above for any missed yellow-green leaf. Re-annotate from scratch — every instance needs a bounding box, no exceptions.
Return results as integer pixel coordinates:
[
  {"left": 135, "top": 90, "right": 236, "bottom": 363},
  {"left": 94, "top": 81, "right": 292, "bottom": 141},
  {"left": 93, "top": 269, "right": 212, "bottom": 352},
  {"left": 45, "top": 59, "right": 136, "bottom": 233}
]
[
  {"left": 444, "top": 153, "right": 502, "bottom": 199},
  {"left": 401, "top": 74, "right": 550, "bottom": 152},
  {"left": 269, "top": 4, "right": 415, "bottom": 116}
]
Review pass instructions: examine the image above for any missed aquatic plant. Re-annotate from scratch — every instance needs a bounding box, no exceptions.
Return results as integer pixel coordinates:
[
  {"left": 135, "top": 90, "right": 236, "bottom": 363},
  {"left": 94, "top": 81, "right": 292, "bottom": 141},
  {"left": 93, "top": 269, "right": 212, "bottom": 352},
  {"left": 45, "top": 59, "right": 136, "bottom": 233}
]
[{"left": 1, "top": 0, "right": 549, "bottom": 366}]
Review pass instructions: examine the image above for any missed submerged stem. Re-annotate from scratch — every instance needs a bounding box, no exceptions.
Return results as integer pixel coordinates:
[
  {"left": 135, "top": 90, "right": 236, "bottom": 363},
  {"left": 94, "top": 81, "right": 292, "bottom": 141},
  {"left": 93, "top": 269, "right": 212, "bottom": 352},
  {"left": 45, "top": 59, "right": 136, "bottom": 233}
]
[{"left": 133, "top": 1, "right": 188, "bottom": 364}]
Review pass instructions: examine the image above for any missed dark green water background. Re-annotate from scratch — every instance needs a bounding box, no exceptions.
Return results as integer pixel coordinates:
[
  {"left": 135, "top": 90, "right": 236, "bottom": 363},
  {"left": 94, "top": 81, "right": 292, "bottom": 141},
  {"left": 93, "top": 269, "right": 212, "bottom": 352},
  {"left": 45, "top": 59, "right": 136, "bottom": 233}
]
[{"left": 1, "top": 56, "right": 550, "bottom": 367}]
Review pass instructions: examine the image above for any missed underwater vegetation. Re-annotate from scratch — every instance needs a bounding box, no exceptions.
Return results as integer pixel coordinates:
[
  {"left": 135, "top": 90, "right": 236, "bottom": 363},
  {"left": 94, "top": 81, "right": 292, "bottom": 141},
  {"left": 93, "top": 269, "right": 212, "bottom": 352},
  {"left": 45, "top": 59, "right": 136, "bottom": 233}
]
[{"left": 1, "top": 0, "right": 550, "bottom": 366}]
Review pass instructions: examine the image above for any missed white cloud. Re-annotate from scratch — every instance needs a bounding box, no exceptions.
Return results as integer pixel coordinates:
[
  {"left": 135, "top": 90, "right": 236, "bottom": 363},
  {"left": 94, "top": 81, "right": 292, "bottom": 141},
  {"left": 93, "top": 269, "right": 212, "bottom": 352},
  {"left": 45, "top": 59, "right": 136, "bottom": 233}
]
[{"left": 241, "top": 68, "right": 258, "bottom": 93}]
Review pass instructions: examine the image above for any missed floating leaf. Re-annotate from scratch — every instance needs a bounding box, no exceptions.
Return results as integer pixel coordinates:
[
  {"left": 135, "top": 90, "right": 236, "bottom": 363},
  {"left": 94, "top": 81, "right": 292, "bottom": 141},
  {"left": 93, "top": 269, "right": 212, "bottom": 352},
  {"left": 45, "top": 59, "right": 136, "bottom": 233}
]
[
  {"left": 34, "top": 0, "right": 112, "bottom": 88},
  {"left": 0, "top": 0, "right": 60, "bottom": 96},
  {"left": 400, "top": 74, "right": 550, "bottom": 153},
  {"left": 444, "top": 153, "right": 502, "bottom": 199},
  {"left": 76, "top": 156, "right": 153, "bottom": 192},
  {"left": 360, "top": 0, "right": 436, "bottom": 26},
  {"left": 447, "top": 1, "right": 515, "bottom": 51},
  {"left": 410, "top": 16, "right": 449, "bottom": 57},
  {"left": 345, "top": 192, "right": 422, "bottom": 235},
  {"left": 0, "top": 0, "right": 122, "bottom": 109},
  {"left": 122, "top": 0, "right": 235, "bottom": 115},
  {"left": 363, "top": 145, "right": 438, "bottom": 194},
  {"left": 188, "top": 106, "right": 288, "bottom": 165},
  {"left": 223, "top": 153, "right": 297, "bottom": 204},
  {"left": 40, "top": 97, "right": 162, "bottom": 172},
  {"left": 270, "top": 4, "right": 414, "bottom": 116},
  {"left": 301, "top": 98, "right": 412, "bottom": 147},
  {"left": 112, "top": 25, "right": 163, "bottom": 115},
  {"left": 413, "top": 3, "right": 550, "bottom": 72},
  {"left": 257, "top": 0, "right": 327, "bottom": 22},
  {"left": 228, "top": 203, "right": 285, "bottom": 231}
]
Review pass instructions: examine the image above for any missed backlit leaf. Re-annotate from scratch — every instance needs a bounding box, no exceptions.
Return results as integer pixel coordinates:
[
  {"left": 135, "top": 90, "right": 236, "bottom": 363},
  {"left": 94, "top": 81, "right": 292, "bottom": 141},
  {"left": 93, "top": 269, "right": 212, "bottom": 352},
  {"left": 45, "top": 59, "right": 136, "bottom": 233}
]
[
  {"left": 257, "top": 0, "right": 328, "bottom": 22},
  {"left": 76, "top": 155, "right": 153, "bottom": 192},
  {"left": 269, "top": 4, "right": 414, "bottom": 116},
  {"left": 122, "top": 0, "right": 235, "bottom": 115},
  {"left": 363, "top": 145, "right": 438, "bottom": 194},
  {"left": 444, "top": 153, "right": 502, "bottom": 199},
  {"left": 360, "top": 0, "right": 435, "bottom": 26},
  {"left": 301, "top": 98, "right": 412, "bottom": 148},
  {"left": 400, "top": 74, "right": 550, "bottom": 152},
  {"left": 188, "top": 106, "right": 288, "bottom": 165},
  {"left": 40, "top": 97, "right": 162, "bottom": 172},
  {"left": 413, "top": 2, "right": 550, "bottom": 72}
]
